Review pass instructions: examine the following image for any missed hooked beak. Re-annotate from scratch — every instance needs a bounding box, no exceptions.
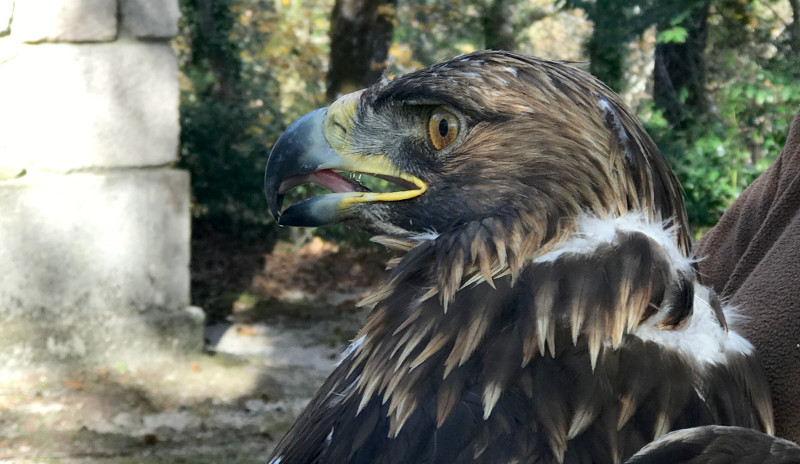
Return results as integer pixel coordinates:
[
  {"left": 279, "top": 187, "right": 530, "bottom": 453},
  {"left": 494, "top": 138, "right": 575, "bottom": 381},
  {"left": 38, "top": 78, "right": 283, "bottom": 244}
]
[{"left": 264, "top": 92, "right": 427, "bottom": 227}]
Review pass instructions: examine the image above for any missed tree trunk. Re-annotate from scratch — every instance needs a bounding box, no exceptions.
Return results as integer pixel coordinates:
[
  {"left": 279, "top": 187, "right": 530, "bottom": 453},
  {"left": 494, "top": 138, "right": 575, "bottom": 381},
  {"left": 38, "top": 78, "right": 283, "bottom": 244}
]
[
  {"left": 326, "top": 0, "right": 396, "bottom": 102},
  {"left": 653, "top": 1, "right": 710, "bottom": 128},
  {"left": 790, "top": 0, "right": 800, "bottom": 58},
  {"left": 190, "top": 0, "right": 240, "bottom": 102},
  {"left": 482, "top": 0, "right": 516, "bottom": 51},
  {"left": 584, "top": 0, "right": 629, "bottom": 93}
]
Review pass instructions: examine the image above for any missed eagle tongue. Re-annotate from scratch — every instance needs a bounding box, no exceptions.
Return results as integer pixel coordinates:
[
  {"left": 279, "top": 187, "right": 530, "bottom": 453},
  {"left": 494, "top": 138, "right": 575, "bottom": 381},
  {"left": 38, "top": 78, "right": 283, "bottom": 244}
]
[{"left": 311, "top": 169, "right": 370, "bottom": 193}]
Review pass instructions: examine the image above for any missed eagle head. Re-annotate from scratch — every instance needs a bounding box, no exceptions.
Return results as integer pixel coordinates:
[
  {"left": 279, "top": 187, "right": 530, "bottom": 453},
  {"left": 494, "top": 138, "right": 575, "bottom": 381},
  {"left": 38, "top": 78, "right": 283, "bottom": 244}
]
[{"left": 265, "top": 51, "right": 691, "bottom": 257}]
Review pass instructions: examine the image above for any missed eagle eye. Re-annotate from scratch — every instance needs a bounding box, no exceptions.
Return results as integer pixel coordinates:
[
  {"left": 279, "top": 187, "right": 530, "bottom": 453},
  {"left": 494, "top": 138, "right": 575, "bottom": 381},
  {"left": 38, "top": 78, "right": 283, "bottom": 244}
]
[{"left": 428, "top": 108, "right": 460, "bottom": 150}]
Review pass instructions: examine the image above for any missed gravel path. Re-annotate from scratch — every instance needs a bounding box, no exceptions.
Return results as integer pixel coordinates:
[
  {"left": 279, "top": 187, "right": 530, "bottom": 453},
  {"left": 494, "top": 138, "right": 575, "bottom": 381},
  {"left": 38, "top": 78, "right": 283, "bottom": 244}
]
[{"left": 0, "top": 237, "right": 382, "bottom": 463}]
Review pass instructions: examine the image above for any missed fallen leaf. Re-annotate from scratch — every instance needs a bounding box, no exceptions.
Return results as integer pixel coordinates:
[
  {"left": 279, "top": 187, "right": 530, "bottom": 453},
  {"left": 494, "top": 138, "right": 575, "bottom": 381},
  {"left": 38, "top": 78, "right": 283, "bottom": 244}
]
[
  {"left": 62, "top": 380, "right": 85, "bottom": 391},
  {"left": 236, "top": 325, "right": 258, "bottom": 336}
]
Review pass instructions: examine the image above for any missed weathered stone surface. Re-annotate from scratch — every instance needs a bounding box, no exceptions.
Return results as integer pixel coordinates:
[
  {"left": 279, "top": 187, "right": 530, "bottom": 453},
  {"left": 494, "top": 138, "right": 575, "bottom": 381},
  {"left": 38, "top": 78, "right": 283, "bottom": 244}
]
[
  {"left": 0, "top": 164, "right": 25, "bottom": 180},
  {"left": 11, "top": 0, "right": 116, "bottom": 43},
  {"left": 121, "top": 0, "right": 179, "bottom": 39},
  {"left": 0, "top": 0, "right": 11, "bottom": 37},
  {"left": 0, "top": 40, "right": 179, "bottom": 170},
  {"left": 0, "top": 169, "right": 201, "bottom": 367}
]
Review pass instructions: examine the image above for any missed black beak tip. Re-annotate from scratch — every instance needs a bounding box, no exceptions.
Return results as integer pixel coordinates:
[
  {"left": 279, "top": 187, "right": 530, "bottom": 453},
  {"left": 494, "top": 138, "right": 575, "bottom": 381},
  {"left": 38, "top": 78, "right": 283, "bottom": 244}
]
[
  {"left": 272, "top": 196, "right": 285, "bottom": 224},
  {"left": 263, "top": 108, "right": 331, "bottom": 226},
  {"left": 264, "top": 164, "right": 283, "bottom": 222}
]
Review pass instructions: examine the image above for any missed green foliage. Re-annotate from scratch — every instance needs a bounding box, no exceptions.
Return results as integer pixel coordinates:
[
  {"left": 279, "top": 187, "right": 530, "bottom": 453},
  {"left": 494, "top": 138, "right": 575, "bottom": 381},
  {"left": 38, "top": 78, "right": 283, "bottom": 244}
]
[
  {"left": 643, "top": 106, "right": 758, "bottom": 230},
  {"left": 390, "top": 0, "right": 492, "bottom": 69},
  {"left": 720, "top": 62, "right": 800, "bottom": 164},
  {"left": 563, "top": 0, "right": 700, "bottom": 92},
  {"left": 177, "top": 0, "right": 330, "bottom": 231},
  {"left": 568, "top": 0, "right": 800, "bottom": 230},
  {"left": 179, "top": 96, "right": 277, "bottom": 227},
  {"left": 657, "top": 0, "right": 800, "bottom": 230},
  {"left": 656, "top": 26, "right": 688, "bottom": 44},
  {"left": 655, "top": 8, "right": 692, "bottom": 44},
  {"left": 177, "top": 0, "right": 277, "bottom": 229},
  {"left": 641, "top": 51, "right": 800, "bottom": 230},
  {"left": 390, "top": 0, "right": 553, "bottom": 72}
]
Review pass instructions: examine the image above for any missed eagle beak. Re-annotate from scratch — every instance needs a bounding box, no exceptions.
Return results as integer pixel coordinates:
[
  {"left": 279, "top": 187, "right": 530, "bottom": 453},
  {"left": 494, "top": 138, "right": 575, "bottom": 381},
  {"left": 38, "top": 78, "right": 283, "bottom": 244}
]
[{"left": 264, "top": 92, "right": 427, "bottom": 227}]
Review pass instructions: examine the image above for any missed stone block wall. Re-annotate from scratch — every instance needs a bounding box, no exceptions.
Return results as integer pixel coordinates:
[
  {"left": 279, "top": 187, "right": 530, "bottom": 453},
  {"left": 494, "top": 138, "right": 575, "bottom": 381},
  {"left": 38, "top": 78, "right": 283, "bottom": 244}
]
[
  {"left": 1, "top": 1, "right": 11, "bottom": 37},
  {"left": 0, "top": 0, "right": 203, "bottom": 368}
]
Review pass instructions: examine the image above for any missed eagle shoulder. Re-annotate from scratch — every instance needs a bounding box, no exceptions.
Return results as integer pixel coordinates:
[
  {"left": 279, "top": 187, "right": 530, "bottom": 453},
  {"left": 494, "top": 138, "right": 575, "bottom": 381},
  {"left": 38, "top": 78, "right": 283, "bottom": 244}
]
[{"left": 268, "top": 213, "right": 773, "bottom": 464}]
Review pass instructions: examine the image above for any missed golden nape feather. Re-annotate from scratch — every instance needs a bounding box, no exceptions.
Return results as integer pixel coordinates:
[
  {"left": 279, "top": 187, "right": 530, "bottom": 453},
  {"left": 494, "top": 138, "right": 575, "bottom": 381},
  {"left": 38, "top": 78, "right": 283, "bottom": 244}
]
[{"left": 262, "top": 51, "right": 774, "bottom": 464}]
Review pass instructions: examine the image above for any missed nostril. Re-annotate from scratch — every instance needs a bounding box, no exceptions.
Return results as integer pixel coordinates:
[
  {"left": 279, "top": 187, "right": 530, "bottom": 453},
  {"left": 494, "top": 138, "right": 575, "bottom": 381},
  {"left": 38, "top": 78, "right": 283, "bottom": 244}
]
[
  {"left": 327, "top": 120, "right": 350, "bottom": 149},
  {"left": 325, "top": 89, "right": 364, "bottom": 147}
]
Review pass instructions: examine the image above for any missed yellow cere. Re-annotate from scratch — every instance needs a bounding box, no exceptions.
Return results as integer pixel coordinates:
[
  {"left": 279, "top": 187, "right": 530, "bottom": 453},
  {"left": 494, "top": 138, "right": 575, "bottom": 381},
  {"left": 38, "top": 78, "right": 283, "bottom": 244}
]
[
  {"left": 325, "top": 89, "right": 364, "bottom": 152},
  {"left": 324, "top": 90, "right": 428, "bottom": 207}
]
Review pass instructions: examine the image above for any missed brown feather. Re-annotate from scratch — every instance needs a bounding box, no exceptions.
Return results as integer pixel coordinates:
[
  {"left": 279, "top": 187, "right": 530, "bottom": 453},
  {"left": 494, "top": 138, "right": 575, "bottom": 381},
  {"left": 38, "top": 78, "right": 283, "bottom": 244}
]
[
  {"left": 435, "top": 367, "right": 466, "bottom": 428},
  {"left": 444, "top": 309, "right": 491, "bottom": 378},
  {"left": 409, "top": 332, "right": 449, "bottom": 369}
]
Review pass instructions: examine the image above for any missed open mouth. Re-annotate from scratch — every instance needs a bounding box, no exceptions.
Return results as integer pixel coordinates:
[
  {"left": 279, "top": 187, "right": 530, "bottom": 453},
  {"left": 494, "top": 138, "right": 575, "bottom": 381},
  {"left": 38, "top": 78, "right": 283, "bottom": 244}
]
[
  {"left": 278, "top": 169, "right": 420, "bottom": 196},
  {"left": 272, "top": 168, "right": 426, "bottom": 225}
]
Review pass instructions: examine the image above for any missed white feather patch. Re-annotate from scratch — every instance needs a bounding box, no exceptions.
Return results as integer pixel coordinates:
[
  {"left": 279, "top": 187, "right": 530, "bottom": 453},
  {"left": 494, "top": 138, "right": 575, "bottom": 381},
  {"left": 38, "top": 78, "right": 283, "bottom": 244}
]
[
  {"left": 410, "top": 230, "right": 440, "bottom": 242},
  {"left": 598, "top": 96, "right": 632, "bottom": 160},
  {"left": 534, "top": 212, "right": 693, "bottom": 275},
  {"left": 632, "top": 284, "right": 751, "bottom": 367},
  {"left": 534, "top": 213, "right": 751, "bottom": 368},
  {"left": 337, "top": 335, "right": 366, "bottom": 366}
]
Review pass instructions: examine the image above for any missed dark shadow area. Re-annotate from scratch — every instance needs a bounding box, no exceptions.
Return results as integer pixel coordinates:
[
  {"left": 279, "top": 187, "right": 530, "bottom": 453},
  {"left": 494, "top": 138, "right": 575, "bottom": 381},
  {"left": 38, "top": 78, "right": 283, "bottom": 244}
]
[{"left": 190, "top": 218, "right": 279, "bottom": 325}]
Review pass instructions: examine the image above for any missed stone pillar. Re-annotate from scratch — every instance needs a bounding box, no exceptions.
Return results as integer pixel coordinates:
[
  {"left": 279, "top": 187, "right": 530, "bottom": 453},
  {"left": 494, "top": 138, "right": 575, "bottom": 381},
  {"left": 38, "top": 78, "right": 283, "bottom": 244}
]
[
  {"left": 0, "top": 0, "right": 203, "bottom": 369},
  {"left": 0, "top": 1, "right": 11, "bottom": 37}
]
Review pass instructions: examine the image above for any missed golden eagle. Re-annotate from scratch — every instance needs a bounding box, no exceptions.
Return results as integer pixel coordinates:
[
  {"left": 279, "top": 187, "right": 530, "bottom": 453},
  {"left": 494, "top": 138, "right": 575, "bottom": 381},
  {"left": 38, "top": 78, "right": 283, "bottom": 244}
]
[{"left": 263, "top": 51, "right": 774, "bottom": 463}]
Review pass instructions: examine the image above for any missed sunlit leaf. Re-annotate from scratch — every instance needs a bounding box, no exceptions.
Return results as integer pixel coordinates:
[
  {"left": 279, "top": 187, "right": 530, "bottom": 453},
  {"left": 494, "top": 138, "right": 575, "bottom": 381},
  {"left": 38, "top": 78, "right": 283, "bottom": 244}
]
[{"left": 656, "top": 26, "right": 688, "bottom": 44}]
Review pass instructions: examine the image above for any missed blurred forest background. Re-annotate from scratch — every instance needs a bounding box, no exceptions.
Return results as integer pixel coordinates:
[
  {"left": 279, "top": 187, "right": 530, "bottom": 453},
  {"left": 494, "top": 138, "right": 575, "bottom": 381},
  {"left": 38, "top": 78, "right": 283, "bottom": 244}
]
[{"left": 176, "top": 0, "right": 800, "bottom": 319}]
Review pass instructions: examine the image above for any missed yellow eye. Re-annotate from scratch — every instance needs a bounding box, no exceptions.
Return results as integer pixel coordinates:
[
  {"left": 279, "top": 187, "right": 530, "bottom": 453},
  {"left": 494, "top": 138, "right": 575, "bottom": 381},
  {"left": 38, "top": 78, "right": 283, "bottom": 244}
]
[{"left": 428, "top": 108, "right": 460, "bottom": 150}]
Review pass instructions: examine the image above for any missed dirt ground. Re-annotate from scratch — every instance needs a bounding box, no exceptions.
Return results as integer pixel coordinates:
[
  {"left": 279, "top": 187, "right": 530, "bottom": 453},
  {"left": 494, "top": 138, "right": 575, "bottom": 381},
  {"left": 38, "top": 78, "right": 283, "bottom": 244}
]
[{"left": 0, "top": 229, "right": 389, "bottom": 463}]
